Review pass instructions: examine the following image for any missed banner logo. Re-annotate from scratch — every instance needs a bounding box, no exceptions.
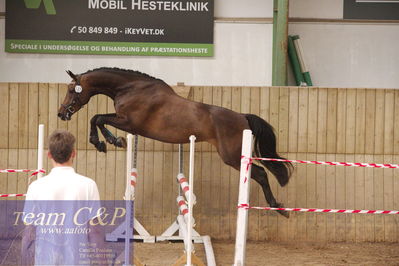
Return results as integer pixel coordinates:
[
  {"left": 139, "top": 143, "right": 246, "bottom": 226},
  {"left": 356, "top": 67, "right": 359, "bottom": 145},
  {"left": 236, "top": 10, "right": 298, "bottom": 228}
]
[
  {"left": 24, "top": 0, "right": 56, "bottom": 15},
  {"left": 7, "top": 0, "right": 214, "bottom": 56}
]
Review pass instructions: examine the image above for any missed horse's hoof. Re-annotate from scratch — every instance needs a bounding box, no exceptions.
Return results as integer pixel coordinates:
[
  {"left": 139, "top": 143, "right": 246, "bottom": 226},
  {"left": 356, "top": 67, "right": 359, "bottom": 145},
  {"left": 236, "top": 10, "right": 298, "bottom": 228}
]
[
  {"left": 115, "top": 137, "right": 127, "bottom": 148},
  {"left": 97, "top": 141, "right": 107, "bottom": 153},
  {"left": 275, "top": 202, "right": 290, "bottom": 219},
  {"left": 277, "top": 209, "right": 290, "bottom": 219},
  {"left": 105, "top": 136, "right": 115, "bottom": 145},
  {"left": 89, "top": 136, "right": 99, "bottom": 145}
]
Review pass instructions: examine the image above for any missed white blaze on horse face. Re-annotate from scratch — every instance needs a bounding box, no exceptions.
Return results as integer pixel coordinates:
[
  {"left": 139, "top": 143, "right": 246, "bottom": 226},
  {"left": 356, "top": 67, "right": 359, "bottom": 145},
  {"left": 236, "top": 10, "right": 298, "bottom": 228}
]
[{"left": 75, "top": 85, "right": 82, "bottom": 93}]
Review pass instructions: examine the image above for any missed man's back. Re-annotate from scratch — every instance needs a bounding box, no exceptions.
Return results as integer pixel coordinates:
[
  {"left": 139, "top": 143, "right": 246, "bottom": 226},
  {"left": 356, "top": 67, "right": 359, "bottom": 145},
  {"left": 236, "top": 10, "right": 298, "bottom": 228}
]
[
  {"left": 24, "top": 169, "right": 101, "bottom": 266},
  {"left": 26, "top": 167, "right": 100, "bottom": 201}
]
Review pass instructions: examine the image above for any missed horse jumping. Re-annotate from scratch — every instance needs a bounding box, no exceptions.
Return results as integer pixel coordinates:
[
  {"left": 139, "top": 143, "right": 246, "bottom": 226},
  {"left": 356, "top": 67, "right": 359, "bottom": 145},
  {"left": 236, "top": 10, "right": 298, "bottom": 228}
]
[{"left": 58, "top": 67, "right": 293, "bottom": 217}]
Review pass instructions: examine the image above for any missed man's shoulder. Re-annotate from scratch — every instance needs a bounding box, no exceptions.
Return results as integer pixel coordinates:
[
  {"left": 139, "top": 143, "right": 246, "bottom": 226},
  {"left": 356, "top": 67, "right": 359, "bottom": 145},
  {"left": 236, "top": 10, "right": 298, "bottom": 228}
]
[
  {"left": 28, "top": 171, "right": 96, "bottom": 188},
  {"left": 74, "top": 173, "right": 96, "bottom": 185},
  {"left": 71, "top": 174, "right": 100, "bottom": 196},
  {"left": 28, "top": 175, "right": 48, "bottom": 187}
]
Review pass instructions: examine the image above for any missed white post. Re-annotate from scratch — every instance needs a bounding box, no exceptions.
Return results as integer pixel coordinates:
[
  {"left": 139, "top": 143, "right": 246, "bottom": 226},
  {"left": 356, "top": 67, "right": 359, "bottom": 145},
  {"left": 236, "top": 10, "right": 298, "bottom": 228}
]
[
  {"left": 177, "top": 215, "right": 189, "bottom": 248},
  {"left": 126, "top": 134, "right": 133, "bottom": 201},
  {"left": 187, "top": 135, "right": 196, "bottom": 266},
  {"left": 37, "top": 124, "right": 44, "bottom": 179},
  {"left": 124, "top": 134, "right": 133, "bottom": 266},
  {"left": 202, "top": 236, "right": 216, "bottom": 266},
  {"left": 233, "top": 130, "right": 253, "bottom": 266}
]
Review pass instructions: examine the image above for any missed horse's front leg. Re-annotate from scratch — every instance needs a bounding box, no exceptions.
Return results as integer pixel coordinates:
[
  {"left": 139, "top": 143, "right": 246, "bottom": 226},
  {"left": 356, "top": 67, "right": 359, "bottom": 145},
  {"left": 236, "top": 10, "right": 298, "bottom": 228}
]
[
  {"left": 89, "top": 114, "right": 108, "bottom": 152},
  {"left": 91, "top": 113, "right": 129, "bottom": 152}
]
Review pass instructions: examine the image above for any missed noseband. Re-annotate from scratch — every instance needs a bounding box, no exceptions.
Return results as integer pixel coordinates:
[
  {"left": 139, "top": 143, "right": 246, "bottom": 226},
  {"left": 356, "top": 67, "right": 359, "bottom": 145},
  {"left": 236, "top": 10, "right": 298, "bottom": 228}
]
[{"left": 61, "top": 84, "right": 83, "bottom": 115}]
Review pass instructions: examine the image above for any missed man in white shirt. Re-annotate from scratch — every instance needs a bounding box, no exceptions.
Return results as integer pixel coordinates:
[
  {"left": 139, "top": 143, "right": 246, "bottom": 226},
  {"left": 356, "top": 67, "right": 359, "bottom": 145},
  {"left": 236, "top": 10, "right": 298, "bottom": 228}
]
[
  {"left": 21, "top": 130, "right": 103, "bottom": 266},
  {"left": 25, "top": 130, "right": 100, "bottom": 201}
]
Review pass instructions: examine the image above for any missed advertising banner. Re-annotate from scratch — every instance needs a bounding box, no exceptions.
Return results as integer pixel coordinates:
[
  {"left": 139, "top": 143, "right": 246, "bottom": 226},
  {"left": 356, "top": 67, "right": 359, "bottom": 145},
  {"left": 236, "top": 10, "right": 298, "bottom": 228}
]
[
  {"left": 0, "top": 200, "right": 133, "bottom": 266},
  {"left": 344, "top": 0, "right": 399, "bottom": 20},
  {"left": 5, "top": 0, "right": 214, "bottom": 56}
]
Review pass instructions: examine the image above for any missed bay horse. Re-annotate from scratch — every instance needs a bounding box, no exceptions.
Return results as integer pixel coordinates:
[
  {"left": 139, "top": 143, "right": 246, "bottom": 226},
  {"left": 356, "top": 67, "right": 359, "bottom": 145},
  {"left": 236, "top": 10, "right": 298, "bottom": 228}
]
[{"left": 58, "top": 67, "right": 293, "bottom": 217}]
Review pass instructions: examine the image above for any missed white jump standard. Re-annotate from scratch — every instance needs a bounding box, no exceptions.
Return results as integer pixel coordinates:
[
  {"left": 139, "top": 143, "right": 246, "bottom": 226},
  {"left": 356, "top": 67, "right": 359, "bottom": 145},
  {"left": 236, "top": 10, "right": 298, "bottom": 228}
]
[
  {"left": 105, "top": 134, "right": 154, "bottom": 266},
  {"left": 106, "top": 134, "right": 155, "bottom": 243},
  {"left": 233, "top": 130, "right": 253, "bottom": 266},
  {"left": 156, "top": 142, "right": 201, "bottom": 244},
  {"left": 157, "top": 137, "right": 216, "bottom": 266}
]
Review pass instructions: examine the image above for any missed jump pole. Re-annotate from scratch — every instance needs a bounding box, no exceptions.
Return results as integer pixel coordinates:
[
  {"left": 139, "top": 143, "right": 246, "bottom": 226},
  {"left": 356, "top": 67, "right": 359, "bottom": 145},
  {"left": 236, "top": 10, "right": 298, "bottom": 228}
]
[
  {"left": 37, "top": 124, "right": 44, "bottom": 179},
  {"left": 233, "top": 130, "right": 253, "bottom": 266},
  {"left": 28, "top": 124, "right": 45, "bottom": 184}
]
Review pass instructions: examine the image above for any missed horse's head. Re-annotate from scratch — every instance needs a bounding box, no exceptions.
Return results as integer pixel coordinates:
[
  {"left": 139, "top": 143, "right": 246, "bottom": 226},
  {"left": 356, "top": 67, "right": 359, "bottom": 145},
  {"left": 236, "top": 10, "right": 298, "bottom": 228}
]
[{"left": 58, "top": 70, "right": 91, "bottom": 121}]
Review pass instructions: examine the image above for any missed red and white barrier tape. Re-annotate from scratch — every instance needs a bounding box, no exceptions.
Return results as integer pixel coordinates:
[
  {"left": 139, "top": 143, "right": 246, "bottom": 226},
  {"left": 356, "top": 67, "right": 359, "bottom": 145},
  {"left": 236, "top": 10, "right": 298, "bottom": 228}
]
[
  {"left": 0, "top": 169, "right": 46, "bottom": 176},
  {"left": 251, "top": 157, "right": 399, "bottom": 169},
  {"left": 238, "top": 204, "right": 399, "bottom": 215},
  {"left": 0, "top": 169, "right": 44, "bottom": 199},
  {"left": 0, "top": 194, "right": 26, "bottom": 198},
  {"left": 239, "top": 157, "right": 399, "bottom": 215}
]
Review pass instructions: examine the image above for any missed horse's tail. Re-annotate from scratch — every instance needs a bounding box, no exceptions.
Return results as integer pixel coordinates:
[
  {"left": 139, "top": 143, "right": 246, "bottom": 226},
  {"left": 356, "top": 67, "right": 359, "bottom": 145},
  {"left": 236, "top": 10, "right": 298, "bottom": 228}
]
[{"left": 245, "top": 114, "right": 293, "bottom": 186}]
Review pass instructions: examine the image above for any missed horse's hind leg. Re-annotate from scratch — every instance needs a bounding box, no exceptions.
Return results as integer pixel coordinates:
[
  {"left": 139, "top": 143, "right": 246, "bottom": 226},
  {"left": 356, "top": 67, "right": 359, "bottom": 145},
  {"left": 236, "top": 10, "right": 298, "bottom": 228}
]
[
  {"left": 251, "top": 164, "right": 289, "bottom": 218},
  {"left": 215, "top": 138, "right": 289, "bottom": 218}
]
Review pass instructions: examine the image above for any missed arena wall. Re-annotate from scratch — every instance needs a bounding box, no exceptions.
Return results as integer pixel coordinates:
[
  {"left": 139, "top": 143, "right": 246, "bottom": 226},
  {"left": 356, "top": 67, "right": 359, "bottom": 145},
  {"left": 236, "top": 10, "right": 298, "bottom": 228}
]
[{"left": 1, "top": 83, "right": 398, "bottom": 242}]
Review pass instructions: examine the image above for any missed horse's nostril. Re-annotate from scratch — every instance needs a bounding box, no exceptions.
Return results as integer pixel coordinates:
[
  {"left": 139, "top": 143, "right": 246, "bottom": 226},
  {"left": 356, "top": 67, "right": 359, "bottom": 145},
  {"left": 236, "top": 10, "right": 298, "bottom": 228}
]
[{"left": 58, "top": 113, "right": 62, "bottom": 118}]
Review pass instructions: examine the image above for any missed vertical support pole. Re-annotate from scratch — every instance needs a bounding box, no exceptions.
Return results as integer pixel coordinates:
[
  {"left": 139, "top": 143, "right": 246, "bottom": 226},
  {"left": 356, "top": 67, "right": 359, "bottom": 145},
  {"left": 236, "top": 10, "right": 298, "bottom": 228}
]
[
  {"left": 233, "top": 130, "right": 253, "bottom": 266},
  {"left": 186, "top": 135, "right": 196, "bottom": 266},
  {"left": 133, "top": 135, "right": 138, "bottom": 169},
  {"left": 187, "top": 135, "right": 196, "bottom": 266},
  {"left": 126, "top": 135, "right": 133, "bottom": 207},
  {"left": 178, "top": 144, "right": 183, "bottom": 198},
  {"left": 179, "top": 144, "right": 184, "bottom": 174},
  {"left": 272, "top": 0, "right": 289, "bottom": 86},
  {"left": 124, "top": 134, "right": 133, "bottom": 266},
  {"left": 132, "top": 135, "right": 139, "bottom": 199},
  {"left": 37, "top": 124, "right": 44, "bottom": 179}
]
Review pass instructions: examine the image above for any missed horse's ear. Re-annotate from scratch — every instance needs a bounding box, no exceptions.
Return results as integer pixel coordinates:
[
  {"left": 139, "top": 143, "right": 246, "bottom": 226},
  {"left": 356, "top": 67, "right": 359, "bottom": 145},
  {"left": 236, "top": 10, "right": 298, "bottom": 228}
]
[{"left": 66, "top": 70, "right": 78, "bottom": 81}]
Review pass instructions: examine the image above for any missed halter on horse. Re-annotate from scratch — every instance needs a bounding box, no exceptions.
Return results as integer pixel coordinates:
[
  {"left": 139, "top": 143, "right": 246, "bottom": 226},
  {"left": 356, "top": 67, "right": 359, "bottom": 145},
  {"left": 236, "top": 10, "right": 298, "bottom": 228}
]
[{"left": 58, "top": 67, "right": 293, "bottom": 217}]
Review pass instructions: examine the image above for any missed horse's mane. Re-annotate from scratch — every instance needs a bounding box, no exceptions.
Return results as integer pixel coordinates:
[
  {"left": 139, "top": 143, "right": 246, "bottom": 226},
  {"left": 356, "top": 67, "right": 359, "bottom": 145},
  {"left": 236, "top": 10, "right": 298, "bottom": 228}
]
[{"left": 81, "top": 67, "right": 160, "bottom": 81}]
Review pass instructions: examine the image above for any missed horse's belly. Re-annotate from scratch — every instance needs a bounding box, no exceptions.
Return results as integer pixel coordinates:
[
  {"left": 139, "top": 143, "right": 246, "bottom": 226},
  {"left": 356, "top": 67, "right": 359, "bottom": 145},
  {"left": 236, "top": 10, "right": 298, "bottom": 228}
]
[{"left": 140, "top": 130, "right": 204, "bottom": 144}]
